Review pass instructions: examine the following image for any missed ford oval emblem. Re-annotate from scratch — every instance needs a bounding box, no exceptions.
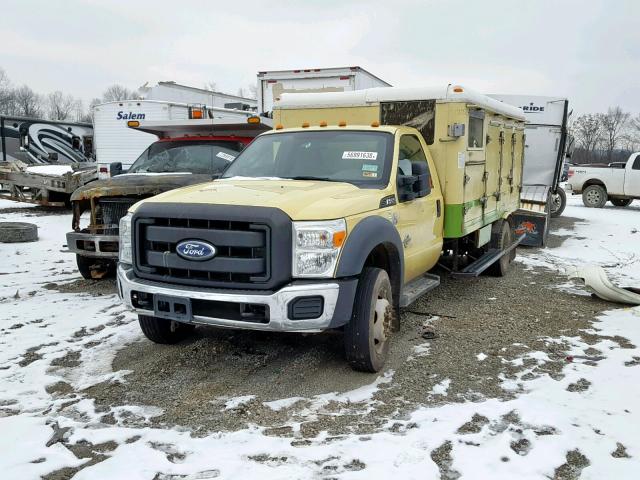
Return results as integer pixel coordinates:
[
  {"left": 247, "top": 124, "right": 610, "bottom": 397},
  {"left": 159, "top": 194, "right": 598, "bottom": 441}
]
[{"left": 176, "top": 240, "right": 216, "bottom": 261}]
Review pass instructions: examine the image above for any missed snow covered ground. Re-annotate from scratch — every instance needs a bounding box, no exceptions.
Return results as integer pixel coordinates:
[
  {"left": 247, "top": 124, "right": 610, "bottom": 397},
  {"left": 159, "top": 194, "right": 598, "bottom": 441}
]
[{"left": 0, "top": 196, "right": 639, "bottom": 479}]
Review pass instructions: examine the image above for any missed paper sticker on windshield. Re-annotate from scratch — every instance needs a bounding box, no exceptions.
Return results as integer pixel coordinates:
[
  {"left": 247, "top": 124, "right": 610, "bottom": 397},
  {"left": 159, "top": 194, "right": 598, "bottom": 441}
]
[
  {"left": 216, "top": 152, "right": 236, "bottom": 162},
  {"left": 362, "top": 171, "right": 378, "bottom": 178},
  {"left": 362, "top": 164, "right": 378, "bottom": 172},
  {"left": 343, "top": 151, "right": 378, "bottom": 160}
]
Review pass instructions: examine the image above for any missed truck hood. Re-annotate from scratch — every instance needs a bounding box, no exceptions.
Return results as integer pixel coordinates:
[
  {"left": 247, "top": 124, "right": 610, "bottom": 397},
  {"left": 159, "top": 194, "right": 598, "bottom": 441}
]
[
  {"left": 70, "top": 173, "right": 213, "bottom": 201},
  {"left": 135, "top": 178, "right": 388, "bottom": 220}
]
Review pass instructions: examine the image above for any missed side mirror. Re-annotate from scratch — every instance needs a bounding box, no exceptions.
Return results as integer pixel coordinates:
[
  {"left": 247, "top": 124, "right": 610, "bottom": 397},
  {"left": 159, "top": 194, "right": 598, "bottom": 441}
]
[
  {"left": 110, "top": 162, "right": 123, "bottom": 177},
  {"left": 397, "top": 162, "right": 431, "bottom": 202}
]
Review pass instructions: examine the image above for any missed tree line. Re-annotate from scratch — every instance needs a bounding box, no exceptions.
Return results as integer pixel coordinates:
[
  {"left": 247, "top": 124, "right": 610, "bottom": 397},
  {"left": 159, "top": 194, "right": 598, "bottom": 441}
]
[
  {"left": 0, "top": 67, "right": 144, "bottom": 122},
  {"left": 570, "top": 107, "right": 640, "bottom": 164}
]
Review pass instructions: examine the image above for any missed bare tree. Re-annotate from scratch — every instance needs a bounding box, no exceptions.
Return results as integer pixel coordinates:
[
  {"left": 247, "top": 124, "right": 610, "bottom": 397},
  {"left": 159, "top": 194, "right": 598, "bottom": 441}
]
[
  {"left": 102, "top": 84, "right": 136, "bottom": 102},
  {"left": 0, "top": 67, "right": 13, "bottom": 114},
  {"left": 572, "top": 114, "right": 603, "bottom": 162},
  {"left": 600, "top": 106, "right": 630, "bottom": 161},
  {"left": 47, "top": 90, "right": 78, "bottom": 120},
  {"left": 204, "top": 81, "right": 217, "bottom": 92},
  {"left": 13, "top": 85, "right": 43, "bottom": 117},
  {"left": 247, "top": 83, "right": 257, "bottom": 100}
]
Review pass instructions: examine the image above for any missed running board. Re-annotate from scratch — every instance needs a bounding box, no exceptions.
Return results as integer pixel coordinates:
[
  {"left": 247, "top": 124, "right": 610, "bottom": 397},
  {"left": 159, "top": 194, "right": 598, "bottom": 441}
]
[
  {"left": 450, "top": 234, "right": 526, "bottom": 278},
  {"left": 400, "top": 273, "right": 441, "bottom": 307}
]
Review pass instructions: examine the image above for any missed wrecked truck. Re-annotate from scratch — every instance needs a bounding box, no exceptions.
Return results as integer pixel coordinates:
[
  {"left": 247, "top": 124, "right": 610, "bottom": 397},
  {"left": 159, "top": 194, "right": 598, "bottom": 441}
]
[{"left": 66, "top": 117, "right": 269, "bottom": 279}]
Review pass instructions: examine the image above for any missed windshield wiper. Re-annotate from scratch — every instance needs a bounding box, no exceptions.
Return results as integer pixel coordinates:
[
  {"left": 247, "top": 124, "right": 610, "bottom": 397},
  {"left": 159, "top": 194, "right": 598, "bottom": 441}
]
[{"left": 287, "top": 175, "right": 342, "bottom": 182}]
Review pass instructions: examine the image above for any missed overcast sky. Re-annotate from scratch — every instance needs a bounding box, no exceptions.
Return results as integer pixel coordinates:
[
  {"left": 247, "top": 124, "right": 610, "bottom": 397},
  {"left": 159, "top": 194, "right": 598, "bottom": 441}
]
[{"left": 2, "top": 0, "right": 639, "bottom": 115}]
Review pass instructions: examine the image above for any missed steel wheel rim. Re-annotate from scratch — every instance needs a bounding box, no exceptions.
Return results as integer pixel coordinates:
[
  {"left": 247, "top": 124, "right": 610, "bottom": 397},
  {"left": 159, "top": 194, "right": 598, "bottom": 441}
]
[
  {"left": 372, "top": 290, "right": 390, "bottom": 355},
  {"left": 586, "top": 189, "right": 600, "bottom": 205}
]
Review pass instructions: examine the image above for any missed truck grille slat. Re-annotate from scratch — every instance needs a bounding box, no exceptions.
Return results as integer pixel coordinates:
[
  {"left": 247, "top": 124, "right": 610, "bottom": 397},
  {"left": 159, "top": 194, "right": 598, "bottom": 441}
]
[
  {"left": 98, "top": 197, "right": 139, "bottom": 235},
  {"left": 132, "top": 203, "right": 292, "bottom": 290}
]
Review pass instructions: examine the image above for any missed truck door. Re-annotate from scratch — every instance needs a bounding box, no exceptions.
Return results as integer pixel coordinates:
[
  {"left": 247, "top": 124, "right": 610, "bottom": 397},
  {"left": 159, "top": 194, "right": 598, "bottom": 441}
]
[
  {"left": 624, "top": 154, "right": 640, "bottom": 197},
  {"left": 394, "top": 134, "right": 443, "bottom": 282}
]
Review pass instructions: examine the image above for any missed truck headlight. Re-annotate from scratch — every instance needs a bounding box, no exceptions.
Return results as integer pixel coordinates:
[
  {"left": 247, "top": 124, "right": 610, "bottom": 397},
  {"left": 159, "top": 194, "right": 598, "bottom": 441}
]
[
  {"left": 292, "top": 219, "right": 346, "bottom": 278},
  {"left": 119, "top": 213, "right": 133, "bottom": 264}
]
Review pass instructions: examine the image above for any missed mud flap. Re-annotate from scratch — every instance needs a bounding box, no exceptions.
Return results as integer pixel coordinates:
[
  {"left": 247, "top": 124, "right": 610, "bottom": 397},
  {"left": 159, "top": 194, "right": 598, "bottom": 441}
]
[{"left": 512, "top": 210, "right": 548, "bottom": 247}]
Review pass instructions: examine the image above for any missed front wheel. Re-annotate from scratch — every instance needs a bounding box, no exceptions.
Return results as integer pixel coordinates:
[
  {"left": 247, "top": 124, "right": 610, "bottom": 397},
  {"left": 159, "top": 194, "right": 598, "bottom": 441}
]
[
  {"left": 550, "top": 187, "right": 567, "bottom": 218},
  {"left": 344, "top": 267, "right": 394, "bottom": 373},
  {"left": 610, "top": 198, "right": 632, "bottom": 207},
  {"left": 76, "top": 255, "right": 116, "bottom": 280},
  {"left": 138, "top": 315, "right": 195, "bottom": 344},
  {"left": 582, "top": 185, "right": 607, "bottom": 208}
]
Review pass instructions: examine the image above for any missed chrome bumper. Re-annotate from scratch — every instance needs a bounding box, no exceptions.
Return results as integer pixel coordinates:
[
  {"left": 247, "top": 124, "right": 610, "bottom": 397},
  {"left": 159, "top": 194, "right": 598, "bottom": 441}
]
[
  {"left": 117, "top": 264, "right": 342, "bottom": 332},
  {"left": 66, "top": 231, "right": 119, "bottom": 258}
]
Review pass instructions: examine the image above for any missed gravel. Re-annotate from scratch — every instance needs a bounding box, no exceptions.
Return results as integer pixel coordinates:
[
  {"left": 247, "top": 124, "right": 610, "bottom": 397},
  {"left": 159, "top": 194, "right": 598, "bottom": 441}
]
[{"left": 82, "top": 216, "right": 618, "bottom": 438}]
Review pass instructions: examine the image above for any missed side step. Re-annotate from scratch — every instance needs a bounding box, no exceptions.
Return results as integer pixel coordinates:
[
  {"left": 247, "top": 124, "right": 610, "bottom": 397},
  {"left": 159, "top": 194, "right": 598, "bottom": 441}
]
[
  {"left": 450, "top": 234, "right": 525, "bottom": 278},
  {"left": 400, "top": 273, "right": 440, "bottom": 308}
]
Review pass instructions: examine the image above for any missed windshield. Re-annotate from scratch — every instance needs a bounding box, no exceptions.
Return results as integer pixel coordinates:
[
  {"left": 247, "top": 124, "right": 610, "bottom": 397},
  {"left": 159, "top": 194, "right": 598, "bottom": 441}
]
[
  {"left": 222, "top": 130, "right": 393, "bottom": 186},
  {"left": 128, "top": 140, "right": 244, "bottom": 174}
]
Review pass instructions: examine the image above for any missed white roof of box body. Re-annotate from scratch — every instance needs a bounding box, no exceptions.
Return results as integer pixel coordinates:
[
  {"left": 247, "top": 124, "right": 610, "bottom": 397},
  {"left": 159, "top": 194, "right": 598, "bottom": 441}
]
[{"left": 277, "top": 85, "right": 526, "bottom": 121}]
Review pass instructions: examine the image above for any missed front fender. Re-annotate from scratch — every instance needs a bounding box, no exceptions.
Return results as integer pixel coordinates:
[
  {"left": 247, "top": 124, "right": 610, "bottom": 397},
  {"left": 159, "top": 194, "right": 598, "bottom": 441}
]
[{"left": 336, "top": 215, "right": 404, "bottom": 287}]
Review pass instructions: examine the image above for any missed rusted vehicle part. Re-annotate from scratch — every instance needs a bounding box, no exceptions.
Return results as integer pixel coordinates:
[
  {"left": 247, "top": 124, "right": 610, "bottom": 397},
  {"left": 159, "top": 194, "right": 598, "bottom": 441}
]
[
  {"left": 0, "top": 162, "right": 97, "bottom": 207},
  {"left": 567, "top": 265, "right": 640, "bottom": 305}
]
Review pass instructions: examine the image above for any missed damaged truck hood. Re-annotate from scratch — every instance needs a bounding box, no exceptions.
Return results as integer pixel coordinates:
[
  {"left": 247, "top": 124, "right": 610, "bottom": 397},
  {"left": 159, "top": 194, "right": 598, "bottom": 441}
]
[{"left": 70, "top": 173, "right": 213, "bottom": 201}]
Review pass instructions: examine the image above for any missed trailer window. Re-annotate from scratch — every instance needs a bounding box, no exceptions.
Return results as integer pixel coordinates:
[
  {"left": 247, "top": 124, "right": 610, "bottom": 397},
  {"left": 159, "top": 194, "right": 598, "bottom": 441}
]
[{"left": 468, "top": 110, "right": 485, "bottom": 149}]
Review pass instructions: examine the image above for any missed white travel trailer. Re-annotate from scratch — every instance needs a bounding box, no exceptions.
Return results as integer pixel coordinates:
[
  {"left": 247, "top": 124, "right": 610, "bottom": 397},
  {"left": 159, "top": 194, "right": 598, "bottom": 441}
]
[
  {"left": 92, "top": 100, "right": 256, "bottom": 179},
  {"left": 489, "top": 94, "right": 570, "bottom": 246},
  {"left": 257, "top": 66, "right": 391, "bottom": 115}
]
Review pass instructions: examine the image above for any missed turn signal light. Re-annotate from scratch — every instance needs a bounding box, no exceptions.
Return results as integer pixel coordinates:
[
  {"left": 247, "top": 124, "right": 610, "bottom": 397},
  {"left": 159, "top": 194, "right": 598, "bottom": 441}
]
[
  {"left": 127, "top": 120, "right": 140, "bottom": 128},
  {"left": 333, "top": 231, "right": 346, "bottom": 247}
]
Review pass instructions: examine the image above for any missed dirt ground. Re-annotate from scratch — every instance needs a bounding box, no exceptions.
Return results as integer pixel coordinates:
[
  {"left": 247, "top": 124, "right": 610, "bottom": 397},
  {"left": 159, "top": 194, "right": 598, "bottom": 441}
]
[{"left": 68, "top": 215, "right": 619, "bottom": 439}]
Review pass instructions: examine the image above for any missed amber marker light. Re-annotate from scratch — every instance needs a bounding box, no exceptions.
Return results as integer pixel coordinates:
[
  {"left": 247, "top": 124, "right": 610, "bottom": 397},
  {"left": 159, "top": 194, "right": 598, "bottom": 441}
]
[
  {"left": 319, "top": 121, "right": 327, "bottom": 127},
  {"left": 333, "top": 230, "right": 346, "bottom": 247},
  {"left": 127, "top": 121, "right": 140, "bottom": 127},
  {"left": 275, "top": 124, "right": 284, "bottom": 130},
  {"left": 371, "top": 121, "right": 380, "bottom": 127},
  {"left": 302, "top": 122, "right": 310, "bottom": 128},
  {"left": 338, "top": 120, "right": 347, "bottom": 127},
  {"left": 247, "top": 116, "right": 260, "bottom": 124}
]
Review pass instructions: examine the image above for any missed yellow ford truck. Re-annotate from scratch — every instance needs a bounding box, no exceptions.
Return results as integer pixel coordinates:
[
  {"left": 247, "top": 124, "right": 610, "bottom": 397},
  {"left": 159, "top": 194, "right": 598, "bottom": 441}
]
[{"left": 117, "top": 85, "right": 526, "bottom": 372}]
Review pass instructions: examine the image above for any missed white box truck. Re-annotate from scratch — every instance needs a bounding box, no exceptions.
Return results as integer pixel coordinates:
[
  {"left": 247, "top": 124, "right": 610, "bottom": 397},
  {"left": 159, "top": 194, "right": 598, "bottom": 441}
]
[
  {"left": 93, "top": 100, "right": 257, "bottom": 179},
  {"left": 489, "top": 94, "right": 570, "bottom": 246},
  {"left": 256, "top": 66, "right": 391, "bottom": 116}
]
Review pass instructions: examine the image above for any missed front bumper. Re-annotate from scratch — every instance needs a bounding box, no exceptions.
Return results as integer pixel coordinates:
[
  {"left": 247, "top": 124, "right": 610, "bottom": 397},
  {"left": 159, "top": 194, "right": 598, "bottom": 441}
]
[
  {"left": 117, "top": 264, "right": 357, "bottom": 332},
  {"left": 66, "top": 231, "right": 119, "bottom": 258}
]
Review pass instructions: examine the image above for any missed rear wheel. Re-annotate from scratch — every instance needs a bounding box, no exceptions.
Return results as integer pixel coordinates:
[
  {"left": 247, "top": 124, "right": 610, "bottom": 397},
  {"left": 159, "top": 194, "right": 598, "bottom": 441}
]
[
  {"left": 138, "top": 315, "right": 195, "bottom": 344},
  {"left": 487, "top": 220, "right": 514, "bottom": 277},
  {"left": 582, "top": 185, "right": 607, "bottom": 208},
  {"left": 344, "top": 267, "right": 394, "bottom": 373},
  {"left": 610, "top": 198, "right": 632, "bottom": 207},
  {"left": 550, "top": 187, "right": 567, "bottom": 218},
  {"left": 76, "top": 255, "right": 116, "bottom": 280}
]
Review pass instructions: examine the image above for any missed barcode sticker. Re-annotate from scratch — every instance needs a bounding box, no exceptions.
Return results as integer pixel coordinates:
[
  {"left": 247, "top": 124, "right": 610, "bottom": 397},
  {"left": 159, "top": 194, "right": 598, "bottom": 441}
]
[
  {"left": 342, "top": 151, "right": 378, "bottom": 160},
  {"left": 216, "top": 152, "right": 236, "bottom": 162}
]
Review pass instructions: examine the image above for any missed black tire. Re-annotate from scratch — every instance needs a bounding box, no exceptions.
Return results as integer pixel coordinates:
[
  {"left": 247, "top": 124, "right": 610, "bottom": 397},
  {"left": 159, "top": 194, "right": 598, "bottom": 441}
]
[
  {"left": 550, "top": 187, "right": 567, "bottom": 218},
  {"left": 344, "top": 267, "right": 394, "bottom": 373},
  {"left": 138, "top": 315, "right": 195, "bottom": 344},
  {"left": 486, "top": 220, "right": 513, "bottom": 277},
  {"left": 610, "top": 198, "right": 632, "bottom": 207},
  {"left": 582, "top": 185, "right": 607, "bottom": 208},
  {"left": 75, "top": 255, "right": 116, "bottom": 280}
]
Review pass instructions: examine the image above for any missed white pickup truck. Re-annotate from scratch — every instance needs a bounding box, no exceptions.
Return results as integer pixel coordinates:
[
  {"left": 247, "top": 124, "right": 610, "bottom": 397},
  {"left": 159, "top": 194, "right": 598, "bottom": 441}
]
[{"left": 567, "top": 152, "right": 640, "bottom": 207}]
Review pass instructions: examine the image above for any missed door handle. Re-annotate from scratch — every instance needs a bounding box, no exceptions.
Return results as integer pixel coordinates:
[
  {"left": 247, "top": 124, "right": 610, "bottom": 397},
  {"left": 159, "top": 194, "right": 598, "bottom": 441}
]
[{"left": 436, "top": 199, "right": 441, "bottom": 217}]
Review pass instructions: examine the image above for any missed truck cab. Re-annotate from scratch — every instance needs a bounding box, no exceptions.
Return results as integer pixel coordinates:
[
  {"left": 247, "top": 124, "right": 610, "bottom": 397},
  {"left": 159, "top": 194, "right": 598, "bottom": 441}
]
[
  {"left": 117, "top": 85, "right": 525, "bottom": 372},
  {"left": 66, "top": 118, "right": 268, "bottom": 279}
]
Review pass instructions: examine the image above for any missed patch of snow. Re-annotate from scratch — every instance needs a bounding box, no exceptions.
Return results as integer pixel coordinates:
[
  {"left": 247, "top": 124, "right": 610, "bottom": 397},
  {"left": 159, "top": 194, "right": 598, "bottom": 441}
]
[
  {"left": 25, "top": 165, "right": 73, "bottom": 176},
  {"left": 477, "top": 352, "right": 488, "bottom": 361},
  {"left": 223, "top": 395, "right": 255, "bottom": 410},
  {"left": 263, "top": 396, "right": 305, "bottom": 412},
  {"left": 429, "top": 378, "right": 451, "bottom": 396}
]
